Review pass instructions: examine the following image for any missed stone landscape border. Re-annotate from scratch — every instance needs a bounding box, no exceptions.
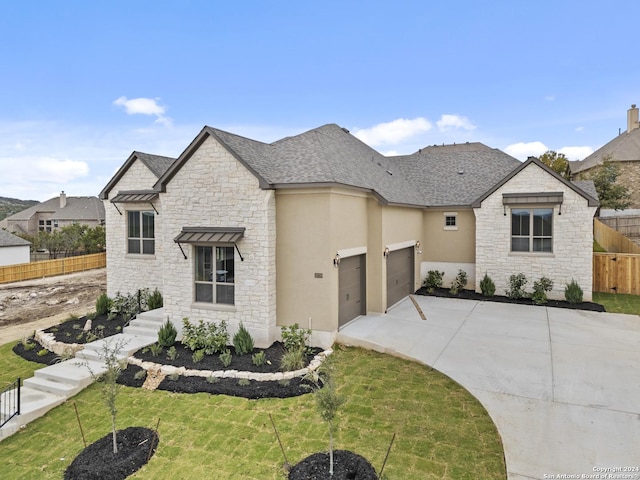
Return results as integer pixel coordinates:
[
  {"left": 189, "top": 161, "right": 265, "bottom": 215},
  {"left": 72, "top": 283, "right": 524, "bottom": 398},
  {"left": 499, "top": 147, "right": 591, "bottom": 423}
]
[
  {"left": 127, "top": 348, "right": 333, "bottom": 382},
  {"left": 33, "top": 327, "right": 333, "bottom": 383}
]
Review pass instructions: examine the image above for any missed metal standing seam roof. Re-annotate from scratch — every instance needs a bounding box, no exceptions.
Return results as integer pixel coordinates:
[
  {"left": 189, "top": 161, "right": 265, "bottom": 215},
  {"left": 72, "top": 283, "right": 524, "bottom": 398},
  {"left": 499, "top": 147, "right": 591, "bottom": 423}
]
[
  {"left": 110, "top": 191, "right": 159, "bottom": 203},
  {"left": 174, "top": 227, "right": 245, "bottom": 244}
]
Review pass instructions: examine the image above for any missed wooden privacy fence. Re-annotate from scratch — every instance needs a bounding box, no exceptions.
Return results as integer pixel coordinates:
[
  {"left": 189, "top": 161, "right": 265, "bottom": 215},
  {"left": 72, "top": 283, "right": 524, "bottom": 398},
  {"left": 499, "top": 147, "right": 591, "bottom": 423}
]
[
  {"left": 593, "top": 218, "right": 640, "bottom": 254},
  {"left": 593, "top": 252, "right": 640, "bottom": 295},
  {"left": 0, "top": 252, "right": 106, "bottom": 284}
]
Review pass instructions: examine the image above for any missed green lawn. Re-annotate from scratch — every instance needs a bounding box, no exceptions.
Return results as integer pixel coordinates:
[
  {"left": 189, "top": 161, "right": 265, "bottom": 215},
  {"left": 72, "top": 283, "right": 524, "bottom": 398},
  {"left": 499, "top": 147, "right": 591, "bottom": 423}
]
[
  {"left": 0, "top": 343, "right": 505, "bottom": 479},
  {"left": 593, "top": 292, "right": 640, "bottom": 316}
]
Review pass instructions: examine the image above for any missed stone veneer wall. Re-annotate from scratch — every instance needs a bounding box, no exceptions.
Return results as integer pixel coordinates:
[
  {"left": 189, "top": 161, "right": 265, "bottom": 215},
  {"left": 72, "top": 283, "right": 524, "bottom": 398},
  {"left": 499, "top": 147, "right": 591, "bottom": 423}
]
[
  {"left": 104, "top": 160, "right": 164, "bottom": 298},
  {"left": 160, "top": 136, "right": 277, "bottom": 348},
  {"left": 474, "top": 163, "right": 597, "bottom": 301}
]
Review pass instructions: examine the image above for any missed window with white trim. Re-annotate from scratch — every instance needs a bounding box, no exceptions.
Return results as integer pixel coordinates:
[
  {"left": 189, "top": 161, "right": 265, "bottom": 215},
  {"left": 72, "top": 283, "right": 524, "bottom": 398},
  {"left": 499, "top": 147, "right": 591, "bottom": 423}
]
[
  {"left": 127, "top": 211, "right": 155, "bottom": 254},
  {"left": 443, "top": 212, "right": 458, "bottom": 230},
  {"left": 194, "top": 245, "right": 235, "bottom": 305},
  {"left": 511, "top": 208, "right": 553, "bottom": 252}
]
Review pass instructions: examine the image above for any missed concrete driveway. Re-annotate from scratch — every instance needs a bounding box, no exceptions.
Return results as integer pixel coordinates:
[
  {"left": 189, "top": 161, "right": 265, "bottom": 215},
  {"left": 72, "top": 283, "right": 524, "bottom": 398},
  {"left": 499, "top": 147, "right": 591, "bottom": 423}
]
[{"left": 336, "top": 295, "right": 640, "bottom": 480}]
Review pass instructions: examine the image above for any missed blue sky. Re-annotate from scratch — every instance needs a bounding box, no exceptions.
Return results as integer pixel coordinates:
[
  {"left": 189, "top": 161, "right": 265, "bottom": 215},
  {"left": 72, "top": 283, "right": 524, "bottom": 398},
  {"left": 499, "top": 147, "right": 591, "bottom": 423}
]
[{"left": 2, "top": 1, "right": 639, "bottom": 201}]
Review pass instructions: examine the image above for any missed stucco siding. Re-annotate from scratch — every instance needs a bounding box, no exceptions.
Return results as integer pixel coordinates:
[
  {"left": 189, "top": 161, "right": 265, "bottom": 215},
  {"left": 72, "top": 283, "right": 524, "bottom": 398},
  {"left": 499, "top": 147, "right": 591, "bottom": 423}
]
[
  {"left": 104, "top": 160, "right": 163, "bottom": 298},
  {"left": 161, "top": 136, "right": 277, "bottom": 347},
  {"left": 475, "top": 163, "right": 596, "bottom": 300},
  {"left": 0, "top": 245, "right": 30, "bottom": 266},
  {"left": 381, "top": 206, "right": 423, "bottom": 307}
]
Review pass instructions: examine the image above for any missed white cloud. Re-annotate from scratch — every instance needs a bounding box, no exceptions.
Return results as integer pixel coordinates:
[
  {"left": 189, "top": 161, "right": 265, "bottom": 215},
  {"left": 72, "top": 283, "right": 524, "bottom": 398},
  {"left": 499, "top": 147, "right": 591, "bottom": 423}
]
[
  {"left": 353, "top": 118, "right": 432, "bottom": 146},
  {"left": 545, "top": 95, "right": 556, "bottom": 101},
  {"left": 436, "top": 114, "right": 476, "bottom": 132},
  {"left": 558, "top": 146, "right": 593, "bottom": 161},
  {"left": 113, "top": 96, "right": 172, "bottom": 126},
  {"left": 575, "top": 126, "right": 584, "bottom": 132},
  {"left": 504, "top": 141, "right": 548, "bottom": 160}
]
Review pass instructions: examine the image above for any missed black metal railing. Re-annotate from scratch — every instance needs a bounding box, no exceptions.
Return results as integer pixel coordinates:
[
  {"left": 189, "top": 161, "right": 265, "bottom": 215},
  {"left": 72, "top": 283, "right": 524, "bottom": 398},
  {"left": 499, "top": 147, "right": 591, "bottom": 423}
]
[{"left": 0, "top": 378, "right": 21, "bottom": 428}]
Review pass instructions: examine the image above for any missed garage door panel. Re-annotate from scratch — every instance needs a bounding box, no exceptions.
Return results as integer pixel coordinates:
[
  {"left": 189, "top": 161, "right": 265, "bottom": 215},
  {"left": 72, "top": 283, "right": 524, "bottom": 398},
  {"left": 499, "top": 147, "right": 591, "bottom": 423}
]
[
  {"left": 386, "top": 247, "right": 413, "bottom": 308},
  {"left": 339, "top": 255, "right": 365, "bottom": 327}
]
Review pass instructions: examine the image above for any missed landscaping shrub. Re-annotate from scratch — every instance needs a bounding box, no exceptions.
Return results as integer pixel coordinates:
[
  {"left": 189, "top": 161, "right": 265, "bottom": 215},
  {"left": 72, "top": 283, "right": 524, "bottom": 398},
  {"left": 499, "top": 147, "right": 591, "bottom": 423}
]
[
  {"left": 506, "top": 273, "right": 528, "bottom": 299},
  {"left": 232, "top": 322, "right": 254, "bottom": 355},
  {"left": 219, "top": 349, "right": 233, "bottom": 368},
  {"left": 480, "top": 273, "right": 496, "bottom": 297},
  {"left": 252, "top": 351, "right": 267, "bottom": 366},
  {"left": 96, "top": 293, "right": 111, "bottom": 316},
  {"left": 182, "top": 318, "right": 229, "bottom": 354},
  {"left": 423, "top": 270, "right": 444, "bottom": 292},
  {"left": 111, "top": 291, "right": 141, "bottom": 322},
  {"left": 157, "top": 319, "right": 177, "bottom": 348},
  {"left": 532, "top": 277, "right": 554, "bottom": 305},
  {"left": 281, "top": 323, "right": 311, "bottom": 354},
  {"left": 147, "top": 288, "right": 163, "bottom": 310},
  {"left": 192, "top": 349, "right": 205, "bottom": 363},
  {"left": 166, "top": 346, "right": 179, "bottom": 361},
  {"left": 280, "top": 347, "right": 305, "bottom": 371},
  {"left": 449, "top": 269, "right": 468, "bottom": 295},
  {"left": 149, "top": 343, "right": 163, "bottom": 357},
  {"left": 565, "top": 279, "right": 584, "bottom": 304}
]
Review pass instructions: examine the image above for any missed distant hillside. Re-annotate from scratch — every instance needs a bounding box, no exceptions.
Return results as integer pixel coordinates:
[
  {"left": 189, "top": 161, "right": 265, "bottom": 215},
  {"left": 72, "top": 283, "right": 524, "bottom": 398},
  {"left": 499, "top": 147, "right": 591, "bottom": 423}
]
[{"left": 0, "top": 196, "right": 39, "bottom": 221}]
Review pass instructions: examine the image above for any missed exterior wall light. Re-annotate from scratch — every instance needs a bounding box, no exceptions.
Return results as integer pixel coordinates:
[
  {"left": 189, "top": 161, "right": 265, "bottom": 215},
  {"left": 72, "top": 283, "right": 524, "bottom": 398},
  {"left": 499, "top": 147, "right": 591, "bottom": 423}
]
[
  {"left": 416, "top": 241, "right": 422, "bottom": 255},
  {"left": 333, "top": 253, "right": 341, "bottom": 267},
  {"left": 383, "top": 247, "right": 390, "bottom": 258}
]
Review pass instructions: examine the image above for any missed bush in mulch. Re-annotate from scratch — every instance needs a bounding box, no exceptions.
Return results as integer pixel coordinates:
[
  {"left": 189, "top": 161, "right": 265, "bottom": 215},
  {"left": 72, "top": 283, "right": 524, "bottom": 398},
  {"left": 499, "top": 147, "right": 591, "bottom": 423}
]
[
  {"left": 416, "top": 287, "right": 606, "bottom": 312},
  {"left": 43, "top": 313, "right": 129, "bottom": 344},
  {"left": 133, "top": 341, "right": 322, "bottom": 374},
  {"left": 12, "top": 341, "right": 57, "bottom": 365},
  {"left": 64, "top": 426, "right": 158, "bottom": 480},
  {"left": 288, "top": 450, "right": 378, "bottom": 480}
]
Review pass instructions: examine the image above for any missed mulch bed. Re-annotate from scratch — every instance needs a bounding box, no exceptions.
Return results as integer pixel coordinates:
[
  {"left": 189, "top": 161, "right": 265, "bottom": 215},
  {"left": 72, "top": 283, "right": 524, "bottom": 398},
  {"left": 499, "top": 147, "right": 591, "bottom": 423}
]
[
  {"left": 133, "top": 341, "right": 321, "bottom": 374},
  {"left": 43, "top": 313, "right": 129, "bottom": 344},
  {"left": 416, "top": 287, "right": 606, "bottom": 312},
  {"left": 288, "top": 450, "right": 378, "bottom": 480},
  {"left": 12, "top": 314, "right": 323, "bottom": 399},
  {"left": 64, "top": 426, "right": 158, "bottom": 480}
]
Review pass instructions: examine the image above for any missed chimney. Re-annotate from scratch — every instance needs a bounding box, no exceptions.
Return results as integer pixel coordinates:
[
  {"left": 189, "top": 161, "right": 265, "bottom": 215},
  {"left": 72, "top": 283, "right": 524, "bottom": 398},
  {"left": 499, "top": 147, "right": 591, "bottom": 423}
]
[
  {"left": 60, "top": 191, "right": 67, "bottom": 208},
  {"left": 627, "top": 104, "right": 639, "bottom": 133}
]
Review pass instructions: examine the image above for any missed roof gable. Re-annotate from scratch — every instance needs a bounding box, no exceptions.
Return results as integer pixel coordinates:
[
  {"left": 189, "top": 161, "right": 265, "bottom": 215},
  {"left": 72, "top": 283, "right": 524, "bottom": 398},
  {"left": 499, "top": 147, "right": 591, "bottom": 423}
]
[
  {"left": 472, "top": 157, "right": 599, "bottom": 207},
  {"left": 99, "top": 151, "right": 176, "bottom": 200}
]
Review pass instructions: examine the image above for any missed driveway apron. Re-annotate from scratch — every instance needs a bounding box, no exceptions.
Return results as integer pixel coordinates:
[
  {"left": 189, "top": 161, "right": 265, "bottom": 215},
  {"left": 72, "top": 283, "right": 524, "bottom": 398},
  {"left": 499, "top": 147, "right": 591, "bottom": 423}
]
[{"left": 336, "top": 296, "right": 640, "bottom": 480}]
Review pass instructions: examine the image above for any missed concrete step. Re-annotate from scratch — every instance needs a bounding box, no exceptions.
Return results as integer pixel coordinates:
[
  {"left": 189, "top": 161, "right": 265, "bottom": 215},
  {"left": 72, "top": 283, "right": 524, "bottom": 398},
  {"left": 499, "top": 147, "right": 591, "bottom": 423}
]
[
  {"left": 136, "top": 308, "right": 165, "bottom": 322},
  {"left": 0, "top": 387, "right": 66, "bottom": 440},
  {"left": 33, "top": 359, "right": 104, "bottom": 388},
  {"left": 78, "top": 333, "right": 157, "bottom": 361},
  {"left": 123, "top": 325, "right": 159, "bottom": 337},
  {"left": 23, "top": 376, "right": 79, "bottom": 396},
  {"left": 129, "top": 318, "right": 163, "bottom": 329}
]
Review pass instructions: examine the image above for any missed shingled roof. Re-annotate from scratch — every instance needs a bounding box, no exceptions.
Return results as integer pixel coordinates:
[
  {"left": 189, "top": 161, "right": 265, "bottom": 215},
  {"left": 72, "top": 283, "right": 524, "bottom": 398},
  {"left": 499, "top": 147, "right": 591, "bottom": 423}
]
[
  {"left": 571, "top": 127, "right": 640, "bottom": 174},
  {"left": 119, "top": 123, "right": 598, "bottom": 209},
  {"left": 0, "top": 229, "right": 31, "bottom": 247},
  {"left": 390, "top": 143, "right": 522, "bottom": 207},
  {"left": 6, "top": 195, "right": 105, "bottom": 222}
]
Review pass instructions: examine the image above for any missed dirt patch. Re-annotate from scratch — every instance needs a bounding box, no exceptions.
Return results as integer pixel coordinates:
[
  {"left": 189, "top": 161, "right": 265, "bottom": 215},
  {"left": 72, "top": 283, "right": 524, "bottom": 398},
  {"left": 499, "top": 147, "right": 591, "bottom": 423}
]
[{"left": 0, "top": 269, "right": 106, "bottom": 344}]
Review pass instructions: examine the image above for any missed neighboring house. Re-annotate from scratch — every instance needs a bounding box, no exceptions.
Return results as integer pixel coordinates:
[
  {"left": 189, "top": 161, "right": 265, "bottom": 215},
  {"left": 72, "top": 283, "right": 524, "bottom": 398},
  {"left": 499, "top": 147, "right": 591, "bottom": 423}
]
[
  {"left": 0, "top": 192, "right": 105, "bottom": 237},
  {"left": 0, "top": 229, "right": 31, "bottom": 266},
  {"left": 100, "top": 124, "right": 598, "bottom": 348},
  {"left": 570, "top": 104, "right": 640, "bottom": 208}
]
